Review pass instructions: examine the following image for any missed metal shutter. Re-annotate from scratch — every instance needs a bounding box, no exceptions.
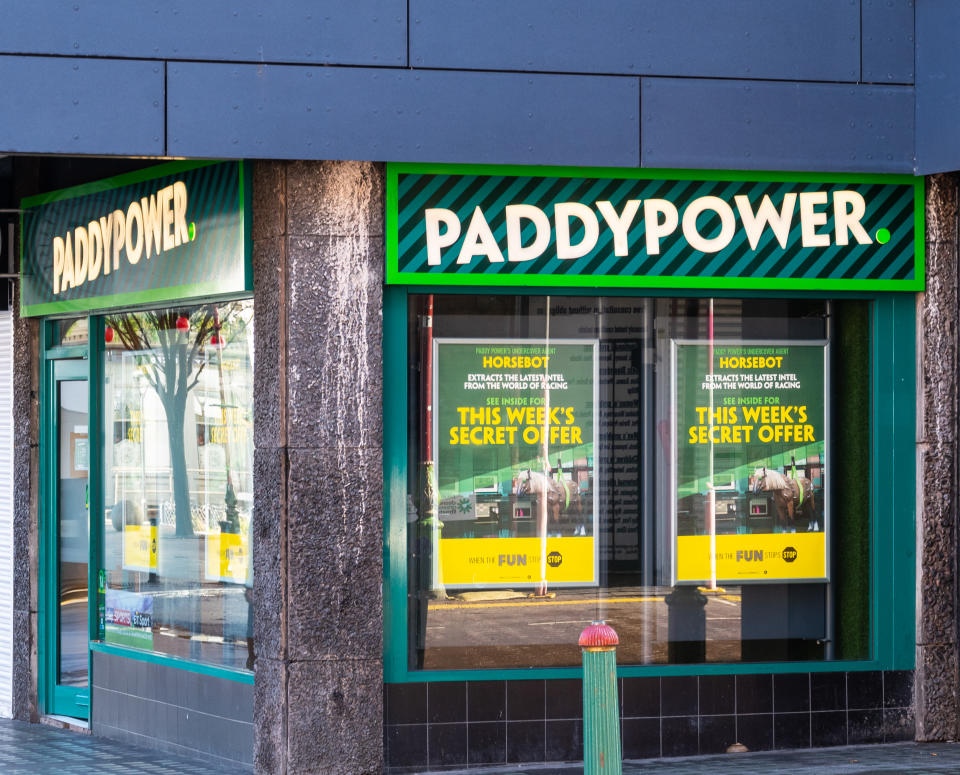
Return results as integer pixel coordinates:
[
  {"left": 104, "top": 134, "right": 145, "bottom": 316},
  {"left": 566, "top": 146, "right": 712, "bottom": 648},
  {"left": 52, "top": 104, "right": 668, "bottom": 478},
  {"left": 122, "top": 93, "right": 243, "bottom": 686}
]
[{"left": 0, "top": 310, "right": 14, "bottom": 716}]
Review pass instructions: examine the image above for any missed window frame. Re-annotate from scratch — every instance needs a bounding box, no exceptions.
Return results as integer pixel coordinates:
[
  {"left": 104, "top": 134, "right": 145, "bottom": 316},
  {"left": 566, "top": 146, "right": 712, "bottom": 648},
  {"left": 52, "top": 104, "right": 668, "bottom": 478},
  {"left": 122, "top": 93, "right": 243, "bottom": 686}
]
[
  {"left": 38, "top": 308, "right": 256, "bottom": 705},
  {"left": 382, "top": 285, "right": 916, "bottom": 682}
]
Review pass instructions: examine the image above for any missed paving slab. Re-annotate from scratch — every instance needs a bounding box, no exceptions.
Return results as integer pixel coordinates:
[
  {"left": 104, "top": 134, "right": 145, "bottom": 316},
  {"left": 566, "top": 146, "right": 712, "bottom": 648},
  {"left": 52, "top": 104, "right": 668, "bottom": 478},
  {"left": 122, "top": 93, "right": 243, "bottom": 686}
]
[
  {"left": 6, "top": 717, "right": 960, "bottom": 775},
  {"left": 0, "top": 719, "right": 237, "bottom": 774},
  {"left": 427, "top": 742, "right": 960, "bottom": 775}
]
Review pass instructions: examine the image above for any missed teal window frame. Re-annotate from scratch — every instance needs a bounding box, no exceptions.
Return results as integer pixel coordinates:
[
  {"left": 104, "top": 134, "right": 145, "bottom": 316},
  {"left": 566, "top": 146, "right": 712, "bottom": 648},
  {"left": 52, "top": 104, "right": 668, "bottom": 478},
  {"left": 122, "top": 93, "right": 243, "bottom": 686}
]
[
  {"left": 38, "top": 323, "right": 97, "bottom": 718},
  {"left": 38, "top": 311, "right": 254, "bottom": 718},
  {"left": 382, "top": 285, "right": 916, "bottom": 682}
]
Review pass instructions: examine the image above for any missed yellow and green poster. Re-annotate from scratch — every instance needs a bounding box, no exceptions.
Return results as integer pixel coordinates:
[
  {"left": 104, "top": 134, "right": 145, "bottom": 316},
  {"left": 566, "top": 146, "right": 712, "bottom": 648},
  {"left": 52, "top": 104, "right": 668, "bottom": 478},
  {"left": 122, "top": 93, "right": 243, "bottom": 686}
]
[
  {"left": 205, "top": 530, "right": 251, "bottom": 584},
  {"left": 672, "top": 340, "right": 829, "bottom": 584},
  {"left": 434, "top": 339, "right": 598, "bottom": 587},
  {"left": 122, "top": 523, "right": 157, "bottom": 573}
]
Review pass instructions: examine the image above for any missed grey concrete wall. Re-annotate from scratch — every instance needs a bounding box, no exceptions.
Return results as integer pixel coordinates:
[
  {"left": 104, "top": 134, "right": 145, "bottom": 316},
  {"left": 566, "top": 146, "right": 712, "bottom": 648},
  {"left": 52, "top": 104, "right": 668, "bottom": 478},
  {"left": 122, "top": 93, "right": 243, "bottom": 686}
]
[
  {"left": 92, "top": 651, "right": 253, "bottom": 769},
  {"left": 916, "top": 173, "right": 960, "bottom": 740},
  {"left": 252, "top": 161, "right": 384, "bottom": 774}
]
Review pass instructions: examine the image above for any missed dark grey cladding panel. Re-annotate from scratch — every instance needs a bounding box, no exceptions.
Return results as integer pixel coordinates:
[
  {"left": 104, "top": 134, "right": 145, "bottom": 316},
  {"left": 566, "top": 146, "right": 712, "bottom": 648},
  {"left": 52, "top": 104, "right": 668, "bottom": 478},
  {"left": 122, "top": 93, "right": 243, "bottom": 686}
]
[
  {"left": 862, "top": 0, "right": 915, "bottom": 85},
  {"left": 98, "top": 651, "right": 253, "bottom": 721},
  {"left": 388, "top": 671, "right": 916, "bottom": 768},
  {"left": 0, "top": 56, "right": 163, "bottom": 156},
  {"left": 410, "top": 0, "right": 860, "bottom": 82},
  {"left": 641, "top": 78, "right": 915, "bottom": 174},
  {"left": 0, "top": 1, "right": 405, "bottom": 66},
  {"left": 167, "top": 63, "right": 639, "bottom": 167},
  {"left": 916, "top": 3, "right": 960, "bottom": 173}
]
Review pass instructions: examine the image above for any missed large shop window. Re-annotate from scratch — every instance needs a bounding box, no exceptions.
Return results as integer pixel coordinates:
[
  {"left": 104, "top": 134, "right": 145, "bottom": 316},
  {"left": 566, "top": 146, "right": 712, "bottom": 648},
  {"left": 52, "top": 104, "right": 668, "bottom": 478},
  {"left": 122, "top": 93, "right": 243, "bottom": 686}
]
[
  {"left": 406, "top": 295, "right": 870, "bottom": 670},
  {"left": 100, "top": 300, "right": 254, "bottom": 669}
]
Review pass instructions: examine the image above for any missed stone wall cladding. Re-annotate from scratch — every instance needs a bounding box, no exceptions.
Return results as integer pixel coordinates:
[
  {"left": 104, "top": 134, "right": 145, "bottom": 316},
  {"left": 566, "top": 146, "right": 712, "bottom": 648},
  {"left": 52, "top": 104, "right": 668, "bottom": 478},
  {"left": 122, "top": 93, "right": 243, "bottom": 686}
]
[
  {"left": 252, "top": 161, "right": 384, "bottom": 774},
  {"left": 916, "top": 172, "right": 960, "bottom": 741},
  {"left": 11, "top": 279, "right": 38, "bottom": 722}
]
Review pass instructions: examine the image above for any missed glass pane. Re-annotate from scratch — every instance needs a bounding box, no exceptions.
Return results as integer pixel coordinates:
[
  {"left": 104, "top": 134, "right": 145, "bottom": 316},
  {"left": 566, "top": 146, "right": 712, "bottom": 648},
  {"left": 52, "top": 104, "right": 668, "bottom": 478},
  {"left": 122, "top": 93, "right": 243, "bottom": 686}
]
[
  {"left": 101, "top": 301, "right": 254, "bottom": 669},
  {"left": 58, "top": 379, "right": 89, "bottom": 687},
  {"left": 53, "top": 317, "right": 89, "bottom": 348},
  {"left": 406, "top": 295, "right": 869, "bottom": 670}
]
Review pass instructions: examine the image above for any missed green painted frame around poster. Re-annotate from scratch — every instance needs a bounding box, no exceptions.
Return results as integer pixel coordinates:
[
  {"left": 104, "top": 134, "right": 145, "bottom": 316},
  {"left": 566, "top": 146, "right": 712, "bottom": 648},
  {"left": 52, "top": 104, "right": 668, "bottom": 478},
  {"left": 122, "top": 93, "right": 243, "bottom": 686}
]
[{"left": 382, "top": 286, "right": 916, "bottom": 682}]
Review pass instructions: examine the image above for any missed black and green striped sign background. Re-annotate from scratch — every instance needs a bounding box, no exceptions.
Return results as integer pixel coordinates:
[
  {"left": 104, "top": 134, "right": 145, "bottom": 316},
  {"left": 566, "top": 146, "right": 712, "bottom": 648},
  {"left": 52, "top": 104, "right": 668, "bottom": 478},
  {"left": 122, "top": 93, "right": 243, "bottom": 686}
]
[
  {"left": 389, "top": 168, "right": 920, "bottom": 290},
  {"left": 21, "top": 160, "right": 249, "bottom": 316}
]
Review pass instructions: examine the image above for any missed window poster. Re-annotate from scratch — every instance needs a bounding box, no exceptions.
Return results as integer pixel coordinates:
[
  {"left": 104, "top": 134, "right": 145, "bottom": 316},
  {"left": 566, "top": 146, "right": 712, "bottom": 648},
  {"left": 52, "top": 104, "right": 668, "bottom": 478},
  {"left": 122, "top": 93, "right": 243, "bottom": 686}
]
[
  {"left": 672, "top": 340, "right": 829, "bottom": 584},
  {"left": 70, "top": 431, "right": 88, "bottom": 477},
  {"left": 123, "top": 523, "right": 158, "bottom": 573},
  {"left": 433, "top": 339, "right": 599, "bottom": 588},
  {"left": 104, "top": 588, "right": 154, "bottom": 649},
  {"left": 205, "top": 530, "right": 251, "bottom": 585}
]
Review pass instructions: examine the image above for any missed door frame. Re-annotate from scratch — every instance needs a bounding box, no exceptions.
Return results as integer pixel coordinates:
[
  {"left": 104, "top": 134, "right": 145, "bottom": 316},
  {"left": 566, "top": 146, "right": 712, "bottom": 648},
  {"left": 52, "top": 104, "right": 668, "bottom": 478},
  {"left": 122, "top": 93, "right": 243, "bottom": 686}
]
[{"left": 39, "top": 318, "right": 102, "bottom": 720}]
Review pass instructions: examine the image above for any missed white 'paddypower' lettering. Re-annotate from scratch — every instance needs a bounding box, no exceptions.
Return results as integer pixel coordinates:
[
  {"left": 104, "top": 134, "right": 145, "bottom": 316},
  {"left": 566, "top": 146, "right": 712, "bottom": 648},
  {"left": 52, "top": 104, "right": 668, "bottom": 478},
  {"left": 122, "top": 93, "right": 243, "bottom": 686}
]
[
  {"left": 423, "top": 190, "right": 873, "bottom": 267},
  {"left": 52, "top": 181, "right": 191, "bottom": 295}
]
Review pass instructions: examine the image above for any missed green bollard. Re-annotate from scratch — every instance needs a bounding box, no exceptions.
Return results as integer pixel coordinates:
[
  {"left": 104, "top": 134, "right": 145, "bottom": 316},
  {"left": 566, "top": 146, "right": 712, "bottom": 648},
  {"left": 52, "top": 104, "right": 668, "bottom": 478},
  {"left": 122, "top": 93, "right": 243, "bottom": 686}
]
[{"left": 580, "top": 621, "right": 622, "bottom": 775}]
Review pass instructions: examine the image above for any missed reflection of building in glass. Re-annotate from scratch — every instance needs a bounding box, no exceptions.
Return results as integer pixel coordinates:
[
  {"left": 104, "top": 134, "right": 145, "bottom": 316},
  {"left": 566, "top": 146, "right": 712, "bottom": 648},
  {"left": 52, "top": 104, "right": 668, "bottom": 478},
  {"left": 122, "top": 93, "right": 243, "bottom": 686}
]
[{"left": 101, "top": 301, "right": 254, "bottom": 670}]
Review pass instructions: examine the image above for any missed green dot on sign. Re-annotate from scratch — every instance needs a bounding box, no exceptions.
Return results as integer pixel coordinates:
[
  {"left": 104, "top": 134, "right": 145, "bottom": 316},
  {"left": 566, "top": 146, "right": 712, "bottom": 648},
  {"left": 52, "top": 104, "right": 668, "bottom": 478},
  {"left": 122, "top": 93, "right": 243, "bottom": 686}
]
[
  {"left": 188, "top": 222, "right": 196, "bottom": 241},
  {"left": 876, "top": 228, "right": 891, "bottom": 244}
]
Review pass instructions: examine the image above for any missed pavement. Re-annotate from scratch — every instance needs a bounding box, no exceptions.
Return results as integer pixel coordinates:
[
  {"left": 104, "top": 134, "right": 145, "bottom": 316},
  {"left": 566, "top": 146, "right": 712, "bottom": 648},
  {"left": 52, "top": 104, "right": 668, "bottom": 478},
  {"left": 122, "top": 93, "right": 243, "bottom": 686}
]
[
  {"left": 4, "top": 716, "right": 960, "bottom": 774},
  {"left": 434, "top": 742, "right": 960, "bottom": 775},
  {"left": 0, "top": 718, "right": 237, "bottom": 774}
]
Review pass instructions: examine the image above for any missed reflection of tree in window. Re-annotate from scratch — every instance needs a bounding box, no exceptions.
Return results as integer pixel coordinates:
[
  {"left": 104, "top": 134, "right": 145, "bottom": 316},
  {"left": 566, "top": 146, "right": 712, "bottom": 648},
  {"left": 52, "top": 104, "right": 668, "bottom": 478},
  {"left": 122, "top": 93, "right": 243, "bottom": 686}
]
[{"left": 105, "top": 304, "right": 250, "bottom": 537}]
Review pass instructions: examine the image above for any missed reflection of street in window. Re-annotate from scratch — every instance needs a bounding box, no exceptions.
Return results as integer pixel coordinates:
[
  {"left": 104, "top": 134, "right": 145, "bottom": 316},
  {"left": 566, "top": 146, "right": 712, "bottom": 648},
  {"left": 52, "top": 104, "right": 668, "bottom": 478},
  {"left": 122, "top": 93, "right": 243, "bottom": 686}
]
[
  {"left": 407, "top": 294, "right": 865, "bottom": 671},
  {"left": 101, "top": 299, "right": 254, "bottom": 670}
]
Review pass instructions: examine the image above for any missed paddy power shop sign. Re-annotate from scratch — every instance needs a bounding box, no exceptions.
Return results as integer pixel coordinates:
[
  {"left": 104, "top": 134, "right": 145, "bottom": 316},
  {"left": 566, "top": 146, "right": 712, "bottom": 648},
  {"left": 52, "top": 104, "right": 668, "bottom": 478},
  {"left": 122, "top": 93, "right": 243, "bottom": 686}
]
[
  {"left": 672, "top": 341, "right": 829, "bottom": 584},
  {"left": 387, "top": 165, "right": 922, "bottom": 292},
  {"left": 19, "top": 160, "right": 251, "bottom": 316},
  {"left": 433, "top": 339, "right": 599, "bottom": 588}
]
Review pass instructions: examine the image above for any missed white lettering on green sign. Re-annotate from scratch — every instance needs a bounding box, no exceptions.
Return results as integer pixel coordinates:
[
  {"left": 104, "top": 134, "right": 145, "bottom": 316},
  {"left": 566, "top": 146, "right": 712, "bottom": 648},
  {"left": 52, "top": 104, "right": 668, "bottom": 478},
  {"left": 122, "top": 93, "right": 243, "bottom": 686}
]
[
  {"left": 52, "top": 181, "right": 191, "bottom": 295},
  {"left": 424, "top": 190, "right": 872, "bottom": 267}
]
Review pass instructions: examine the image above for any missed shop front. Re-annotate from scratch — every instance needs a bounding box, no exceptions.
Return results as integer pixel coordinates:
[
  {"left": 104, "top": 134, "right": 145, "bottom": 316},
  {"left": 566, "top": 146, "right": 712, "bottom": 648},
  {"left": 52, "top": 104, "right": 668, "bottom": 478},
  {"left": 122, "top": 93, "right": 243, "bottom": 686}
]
[
  {"left": 19, "top": 161, "right": 254, "bottom": 764},
  {"left": 7, "top": 156, "right": 932, "bottom": 770},
  {"left": 382, "top": 165, "right": 920, "bottom": 765}
]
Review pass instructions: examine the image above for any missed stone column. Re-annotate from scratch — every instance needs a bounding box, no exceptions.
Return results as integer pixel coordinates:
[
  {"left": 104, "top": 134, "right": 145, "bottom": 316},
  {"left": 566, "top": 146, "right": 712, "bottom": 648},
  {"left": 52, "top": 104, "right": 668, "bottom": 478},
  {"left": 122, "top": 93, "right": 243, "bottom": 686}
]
[
  {"left": 11, "top": 278, "right": 38, "bottom": 722},
  {"left": 10, "top": 158, "right": 41, "bottom": 723},
  {"left": 252, "top": 161, "right": 384, "bottom": 774},
  {"left": 916, "top": 173, "right": 960, "bottom": 741}
]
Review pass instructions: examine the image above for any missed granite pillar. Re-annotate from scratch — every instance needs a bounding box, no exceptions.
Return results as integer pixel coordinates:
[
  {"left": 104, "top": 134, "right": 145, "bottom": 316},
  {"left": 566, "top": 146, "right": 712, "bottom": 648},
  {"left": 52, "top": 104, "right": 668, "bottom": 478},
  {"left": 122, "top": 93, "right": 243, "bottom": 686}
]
[
  {"left": 252, "top": 161, "right": 384, "bottom": 774},
  {"left": 11, "top": 241, "right": 39, "bottom": 722},
  {"left": 916, "top": 173, "right": 960, "bottom": 741}
]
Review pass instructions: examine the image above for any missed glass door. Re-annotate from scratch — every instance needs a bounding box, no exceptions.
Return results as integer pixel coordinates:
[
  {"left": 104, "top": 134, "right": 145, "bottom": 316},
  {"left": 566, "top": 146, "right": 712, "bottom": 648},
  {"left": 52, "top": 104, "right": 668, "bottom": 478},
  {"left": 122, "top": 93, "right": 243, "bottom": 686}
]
[{"left": 44, "top": 359, "right": 90, "bottom": 718}]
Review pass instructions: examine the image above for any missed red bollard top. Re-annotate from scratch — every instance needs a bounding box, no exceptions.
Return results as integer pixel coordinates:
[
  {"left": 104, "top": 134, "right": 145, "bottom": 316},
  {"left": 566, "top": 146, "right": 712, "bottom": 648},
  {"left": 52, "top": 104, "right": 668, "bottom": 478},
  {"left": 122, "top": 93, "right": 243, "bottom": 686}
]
[{"left": 578, "top": 621, "right": 619, "bottom": 648}]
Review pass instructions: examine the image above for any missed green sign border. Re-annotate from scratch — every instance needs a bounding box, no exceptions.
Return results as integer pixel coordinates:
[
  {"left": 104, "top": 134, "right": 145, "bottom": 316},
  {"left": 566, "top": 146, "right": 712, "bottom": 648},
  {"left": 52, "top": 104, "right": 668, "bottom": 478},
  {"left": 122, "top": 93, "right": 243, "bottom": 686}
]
[
  {"left": 20, "top": 159, "right": 253, "bottom": 317},
  {"left": 386, "top": 163, "right": 924, "bottom": 292}
]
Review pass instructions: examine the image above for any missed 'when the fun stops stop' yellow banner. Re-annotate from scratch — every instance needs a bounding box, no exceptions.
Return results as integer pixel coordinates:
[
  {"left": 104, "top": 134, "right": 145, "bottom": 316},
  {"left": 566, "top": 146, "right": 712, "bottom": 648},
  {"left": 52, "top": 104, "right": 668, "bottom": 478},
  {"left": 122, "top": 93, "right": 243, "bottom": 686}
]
[
  {"left": 676, "top": 532, "right": 826, "bottom": 583},
  {"left": 439, "top": 536, "right": 595, "bottom": 586}
]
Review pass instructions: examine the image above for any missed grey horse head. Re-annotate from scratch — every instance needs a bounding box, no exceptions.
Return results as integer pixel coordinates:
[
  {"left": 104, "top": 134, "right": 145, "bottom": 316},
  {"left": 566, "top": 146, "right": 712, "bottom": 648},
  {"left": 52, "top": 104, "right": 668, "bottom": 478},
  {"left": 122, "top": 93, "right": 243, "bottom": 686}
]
[
  {"left": 516, "top": 469, "right": 533, "bottom": 496},
  {"left": 752, "top": 466, "right": 767, "bottom": 494}
]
